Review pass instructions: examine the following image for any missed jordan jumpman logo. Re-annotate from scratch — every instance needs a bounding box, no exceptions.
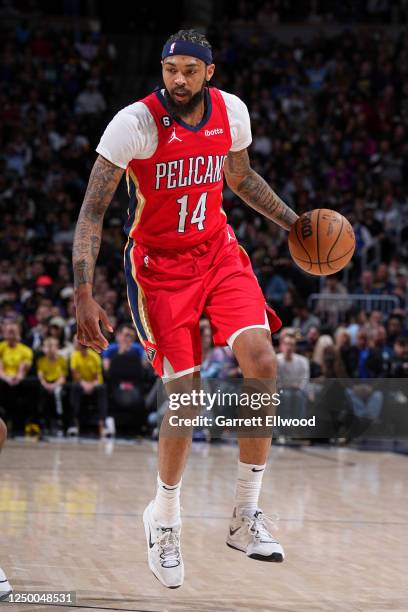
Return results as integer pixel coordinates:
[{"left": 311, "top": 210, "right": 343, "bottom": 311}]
[{"left": 168, "top": 127, "right": 182, "bottom": 143}]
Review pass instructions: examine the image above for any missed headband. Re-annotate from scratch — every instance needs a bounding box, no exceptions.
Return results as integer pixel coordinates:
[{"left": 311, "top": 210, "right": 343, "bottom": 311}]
[{"left": 161, "top": 40, "right": 213, "bottom": 65}]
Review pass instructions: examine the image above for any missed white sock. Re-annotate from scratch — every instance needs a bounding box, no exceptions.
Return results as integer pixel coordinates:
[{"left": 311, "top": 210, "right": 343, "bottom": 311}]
[
  {"left": 234, "top": 460, "right": 266, "bottom": 516},
  {"left": 152, "top": 474, "right": 181, "bottom": 525}
]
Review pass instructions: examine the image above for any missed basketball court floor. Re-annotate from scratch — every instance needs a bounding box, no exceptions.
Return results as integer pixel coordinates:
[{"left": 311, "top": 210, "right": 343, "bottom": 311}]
[{"left": 1, "top": 439, "right": 407, "bottom": 611}]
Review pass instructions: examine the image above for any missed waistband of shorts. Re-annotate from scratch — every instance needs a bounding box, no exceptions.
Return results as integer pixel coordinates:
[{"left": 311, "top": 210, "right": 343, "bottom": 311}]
[{"left": 136, "top": 227, "right": 225, "bottom": 256}]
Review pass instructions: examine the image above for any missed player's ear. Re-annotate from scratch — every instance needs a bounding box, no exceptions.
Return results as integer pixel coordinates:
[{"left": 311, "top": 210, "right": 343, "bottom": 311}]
[{"left": 206, "top": 63, "right": 215, "bottom": 83}]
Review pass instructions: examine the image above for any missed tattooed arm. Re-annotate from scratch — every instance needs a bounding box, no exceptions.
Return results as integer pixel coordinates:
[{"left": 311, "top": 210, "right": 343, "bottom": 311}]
[
  {"left": 224, "top": 148, "right": 298, "bottom": 231},
  {"left": 73, "top": 154, "right": 124, "bottom": 351}
]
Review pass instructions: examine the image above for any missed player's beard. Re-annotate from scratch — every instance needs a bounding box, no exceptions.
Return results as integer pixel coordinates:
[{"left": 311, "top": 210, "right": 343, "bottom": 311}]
[{"left": 164, "top": 81, "right": 206, "bottom": 120}]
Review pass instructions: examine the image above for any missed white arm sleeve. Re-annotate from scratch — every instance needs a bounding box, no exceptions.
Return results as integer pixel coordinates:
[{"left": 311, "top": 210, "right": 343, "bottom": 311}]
[
  {"left": 95, "top": 101, "right": 158, "bottom": 168},
  {"left": 220, "top": 90, "right": 252, "bottom": 152}
]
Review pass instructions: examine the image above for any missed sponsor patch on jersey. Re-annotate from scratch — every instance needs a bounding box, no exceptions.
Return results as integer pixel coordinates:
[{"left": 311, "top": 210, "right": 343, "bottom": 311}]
[{"left": 205, "top": 128, "right": 224, "bottom": 136}]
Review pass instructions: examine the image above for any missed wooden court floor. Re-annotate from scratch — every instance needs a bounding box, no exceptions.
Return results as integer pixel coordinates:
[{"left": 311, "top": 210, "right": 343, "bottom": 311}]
[{"left": 1, "top": 439, "right": 407, "bottom": 612}]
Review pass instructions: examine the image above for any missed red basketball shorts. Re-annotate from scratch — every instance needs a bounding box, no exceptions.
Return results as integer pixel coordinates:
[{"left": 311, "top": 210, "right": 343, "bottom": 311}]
[{"left": 124, "top": 225, "right": 282, "bottom": 381}]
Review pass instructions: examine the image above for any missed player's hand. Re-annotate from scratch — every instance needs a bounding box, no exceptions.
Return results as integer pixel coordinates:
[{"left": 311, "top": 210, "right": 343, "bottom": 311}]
[{"left": 75, "top": 293, "right": 113, "bottom": 353}]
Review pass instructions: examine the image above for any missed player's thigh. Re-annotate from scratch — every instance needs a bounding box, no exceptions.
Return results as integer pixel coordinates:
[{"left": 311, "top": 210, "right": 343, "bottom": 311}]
[
  {"left": 126, "top": 242, "right": 204, "bottom": 379},
  {"left": 160, "top": 323, "right": 202, "bottom": 383},
  {"left": 205, "top": 245, "right": 279, "bottom": 348}
]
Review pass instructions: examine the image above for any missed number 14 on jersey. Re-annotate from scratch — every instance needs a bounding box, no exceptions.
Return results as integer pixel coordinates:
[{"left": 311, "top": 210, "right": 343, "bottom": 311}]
[{"left": 177, "top": 192, "right": 207, "bottom": 232}]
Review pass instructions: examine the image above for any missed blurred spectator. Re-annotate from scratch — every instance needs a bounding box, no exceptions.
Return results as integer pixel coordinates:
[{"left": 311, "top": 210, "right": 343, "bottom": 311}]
[
  {"left": 264, "top": 267, "right": 289, "bottom": 305},
  {"left": 345, "top": 382, "right": 383, "bottom": 434},
  {"left": 278, "top": 289, "right": 296, "bottom": 327},
  {"left": 311, "top": 334, "right": 334, "bottom": 377},
  {"left": 27, "top": 304, "right": 52, "bottom": 351},
  {"left": 346, "top": 309, "right": 367, "bottom": 345},
  {"left": 200, "top": 318, "right": 213, "bottom": 363},
  {"left": 201, "top": 345, "right": 240, "bottom": 379},
  {"left": 292, "top": 302, "right": 321, "bottom": 337},
  {"left": 315, "top": 276, "right": 351, "bottom": 327},
  {"left": 389, "top": 336, "right": 408, "bottom": 377},
  {"left": 372, "top": 263, "right": 394, "bottom": 294},
  {"left": 365, "top": 325, "right": 393, "bottom": 377},
  {"left": 69, "top": 336, "right": 108, "bottom": 437},
  {"left": 392, "top": 270, "right": 408, "bottom": 307},
  {"left": 386, "top": 314, "right": 405, "bottom": 345},
  {"left": 47, "top": 316, "right": 73, "bottom": 359},
  {"left": 36, "top": 337, "right": 67, "bottom": 433},
  {"left": 105, "top": 324, "right": 146, "bottom": 434},
  {"left": 356, "top": 329, "right": 371, "bottom": 378},
  {"left": 304, "top": 325, "right": 320, "bottom": 361},
  {"left": 75, "top": 81, "right": 107, "bottom": 115},
  {"left": 334, "top": 327, "right": 359, "bottom": 377},
  {"left": 277, "top": 331, "right": 310, "bottom": 419},
  {"left": 354, "top": 271, "right": 375, "bottom": 295},
  {"left": 0, "top": 321, "right": 33, "bottom": 432},
  {"left": 102, "top": 323, "right": 144, "bottom": 371},
  {"left": 277, "top": 332, "right": 310, "bottom": 390}
]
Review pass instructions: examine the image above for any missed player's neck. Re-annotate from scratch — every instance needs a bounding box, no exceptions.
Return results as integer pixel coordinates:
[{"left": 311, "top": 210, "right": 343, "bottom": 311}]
[{"left": 178, "top": 98, "right": 206, "bottom": 127}]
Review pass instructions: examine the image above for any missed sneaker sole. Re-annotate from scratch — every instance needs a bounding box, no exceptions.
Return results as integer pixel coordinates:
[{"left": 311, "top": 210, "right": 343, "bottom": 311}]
[
  {"left": 0, "top": 591, "right": 12, "bottom": 602},
  {"left": 226, "top": 541, "right": 284, "bottom": 562},
  {"left": 143, "top": 505, "right": 183, "bottom": 589}
]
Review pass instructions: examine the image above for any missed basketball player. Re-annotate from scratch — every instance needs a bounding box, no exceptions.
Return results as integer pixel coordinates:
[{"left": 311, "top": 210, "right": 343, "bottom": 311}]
[
  {"left": 0, "top": 418, "right": 12, "bottom": 600},
  {"left": 73, "top": 30, "right": 299, "bottom": 588}
]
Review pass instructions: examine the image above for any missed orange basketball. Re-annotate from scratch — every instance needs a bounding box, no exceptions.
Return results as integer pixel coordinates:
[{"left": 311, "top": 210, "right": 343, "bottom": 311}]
[{"left": 288, "top": 209, "right": 355, "bottom": 275}]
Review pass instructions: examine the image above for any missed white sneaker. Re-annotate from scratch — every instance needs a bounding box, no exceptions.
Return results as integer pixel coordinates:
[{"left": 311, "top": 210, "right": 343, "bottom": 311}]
[
  {"left": 67, "top": 426, "right": 79, "bottom": 437},
  {"left": 226, "top": 508, "right": 284, "bottom": 562},
  {"left": 0, "top": 567, "right": 12, "bottom": 601},
  {"left": 143, "top": 501, "right": 184, "bottom": 588}
]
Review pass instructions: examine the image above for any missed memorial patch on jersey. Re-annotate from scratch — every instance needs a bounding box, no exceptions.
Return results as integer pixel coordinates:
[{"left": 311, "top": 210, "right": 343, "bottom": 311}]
[
  {"left": 155, "top": 154, "right": 227, "bottom": 190},
  {"left": 160, "top": 114, "right": 173, "bottom": 127}
]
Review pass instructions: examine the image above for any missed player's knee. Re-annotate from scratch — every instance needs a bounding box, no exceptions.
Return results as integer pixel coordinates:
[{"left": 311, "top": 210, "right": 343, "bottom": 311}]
[
  {"left": 249, "top": 345, "right": 277, "bottom": 379},
  {"left": 0, "top": 418, "right": 7, "bottom": 450}
]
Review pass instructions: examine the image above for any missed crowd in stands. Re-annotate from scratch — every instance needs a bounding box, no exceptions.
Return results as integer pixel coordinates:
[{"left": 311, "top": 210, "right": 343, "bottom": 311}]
[
  {"left": 1, "top": 14, "right": 408, "bottom": 439},
  {"left": 224, "top": 0, "right": 408, "bottom": 25}
]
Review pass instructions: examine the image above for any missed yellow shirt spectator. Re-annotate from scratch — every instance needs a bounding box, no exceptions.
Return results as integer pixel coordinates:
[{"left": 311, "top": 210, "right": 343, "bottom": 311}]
[
  {"left": 37, "top": 355, "right": 68, "bottom": 382},
  {"left": 0, "top": 341, "right": 33, "bottom": 377},
  {"left": 70, "top": 349, "right": 103, "bottom": 384}
]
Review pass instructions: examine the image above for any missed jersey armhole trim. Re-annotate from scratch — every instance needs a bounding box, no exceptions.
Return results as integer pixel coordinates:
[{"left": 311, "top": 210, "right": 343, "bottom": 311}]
[{"left": 95, "top": 146, "right": 128, "bottom": 169}]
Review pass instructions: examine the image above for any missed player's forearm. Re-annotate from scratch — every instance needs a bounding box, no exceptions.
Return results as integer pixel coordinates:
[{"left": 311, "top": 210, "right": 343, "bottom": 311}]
[
  {"left": 73, "top": 155, "right": 124, "bottom": 297},
  {"left": 233, "top": 168, "right": 298, "bottom": 231},
  {"left": 224, "top": 149, "right": 298, "bottom": 231}
]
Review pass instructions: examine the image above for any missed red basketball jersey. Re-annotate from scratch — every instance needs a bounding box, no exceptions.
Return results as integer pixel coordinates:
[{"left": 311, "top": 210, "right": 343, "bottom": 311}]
[{"left": 125, "top": 87, "right": 232, "bottom": 249}]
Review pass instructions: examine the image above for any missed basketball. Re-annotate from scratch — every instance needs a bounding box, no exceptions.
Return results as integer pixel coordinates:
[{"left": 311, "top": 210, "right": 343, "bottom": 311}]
[{"left": 288, "top": 209, "right": 356, "bottom": 275}]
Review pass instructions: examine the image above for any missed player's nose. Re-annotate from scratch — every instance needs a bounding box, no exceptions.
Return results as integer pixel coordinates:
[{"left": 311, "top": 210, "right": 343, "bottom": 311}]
[{"left": 174, "top": 73, "right": 186, "bottom": 86}]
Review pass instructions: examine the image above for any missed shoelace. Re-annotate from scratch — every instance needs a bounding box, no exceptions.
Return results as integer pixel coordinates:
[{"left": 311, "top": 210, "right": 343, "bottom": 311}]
[
  {"left": 249, "top": 511, "right": 279, "bottom": 542},
  {"left": 158, "top": 528, "right": 180, "bottom": 568}
]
